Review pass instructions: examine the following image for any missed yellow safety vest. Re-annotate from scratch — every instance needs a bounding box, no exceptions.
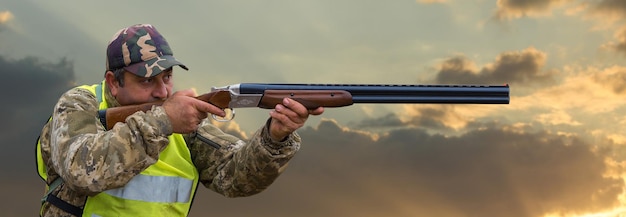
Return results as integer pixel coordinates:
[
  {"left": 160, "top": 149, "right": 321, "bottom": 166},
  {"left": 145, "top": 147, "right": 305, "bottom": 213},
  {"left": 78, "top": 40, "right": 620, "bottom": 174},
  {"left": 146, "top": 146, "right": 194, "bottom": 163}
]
[{"left": 37, "top": 81, "right": 199, "bottom": 216}]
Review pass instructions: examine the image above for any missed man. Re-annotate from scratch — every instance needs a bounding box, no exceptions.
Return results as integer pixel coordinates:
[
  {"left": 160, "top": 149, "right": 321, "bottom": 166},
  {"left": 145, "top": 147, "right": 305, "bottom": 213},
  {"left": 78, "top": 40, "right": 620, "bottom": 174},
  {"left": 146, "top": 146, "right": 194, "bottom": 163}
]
[{"left": 36, "top": 24, "right": 324, "bottom": 216}]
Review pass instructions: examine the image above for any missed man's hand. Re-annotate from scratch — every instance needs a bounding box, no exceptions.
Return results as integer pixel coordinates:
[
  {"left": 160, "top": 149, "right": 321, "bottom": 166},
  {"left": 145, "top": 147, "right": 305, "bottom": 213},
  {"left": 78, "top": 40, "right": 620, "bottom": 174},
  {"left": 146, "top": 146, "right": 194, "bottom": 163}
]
[
  {"left": 269, "top": 98, "right": 324, "bottom": 142},
  {"left": 162, "top": 89, "right": 226, "bottom": 133}
]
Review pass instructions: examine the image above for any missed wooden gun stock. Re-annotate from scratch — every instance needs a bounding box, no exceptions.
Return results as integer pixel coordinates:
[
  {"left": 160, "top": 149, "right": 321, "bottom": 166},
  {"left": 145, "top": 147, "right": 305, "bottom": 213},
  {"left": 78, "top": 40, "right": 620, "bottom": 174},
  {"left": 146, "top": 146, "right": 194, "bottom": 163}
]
[{"left": 102, "top": 91, "right": 232, "bottom": 130}]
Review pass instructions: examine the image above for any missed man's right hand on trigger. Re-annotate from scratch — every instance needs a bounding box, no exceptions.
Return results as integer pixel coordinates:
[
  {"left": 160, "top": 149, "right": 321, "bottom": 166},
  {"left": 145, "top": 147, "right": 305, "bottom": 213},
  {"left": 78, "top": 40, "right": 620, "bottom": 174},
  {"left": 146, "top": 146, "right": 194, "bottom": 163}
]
[{"left": 162, "top": 89, "right": 226, "bottom": 133}]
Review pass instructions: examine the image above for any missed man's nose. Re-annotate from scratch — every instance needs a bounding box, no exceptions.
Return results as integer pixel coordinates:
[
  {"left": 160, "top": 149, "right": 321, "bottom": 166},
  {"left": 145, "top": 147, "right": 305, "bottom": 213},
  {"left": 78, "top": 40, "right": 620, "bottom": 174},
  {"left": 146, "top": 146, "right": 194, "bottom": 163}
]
[{"left": 152, "top": 80, "right": 168, "bottom": 99}]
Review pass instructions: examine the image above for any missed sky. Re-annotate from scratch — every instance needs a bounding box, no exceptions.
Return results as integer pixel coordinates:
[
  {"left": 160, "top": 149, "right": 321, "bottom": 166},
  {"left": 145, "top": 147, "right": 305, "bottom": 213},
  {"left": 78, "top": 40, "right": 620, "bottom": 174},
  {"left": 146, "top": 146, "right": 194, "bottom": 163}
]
[{"left": 1, "top": 0, "right": 626, "bottom": 216}]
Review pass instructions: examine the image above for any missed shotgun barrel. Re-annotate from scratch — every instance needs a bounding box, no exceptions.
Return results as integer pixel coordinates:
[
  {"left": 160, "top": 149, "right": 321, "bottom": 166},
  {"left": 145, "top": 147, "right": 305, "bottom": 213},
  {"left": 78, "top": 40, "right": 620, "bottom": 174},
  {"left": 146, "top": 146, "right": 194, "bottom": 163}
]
[{"left": 228, "top": 83, "right": 510, "bottom": 106}]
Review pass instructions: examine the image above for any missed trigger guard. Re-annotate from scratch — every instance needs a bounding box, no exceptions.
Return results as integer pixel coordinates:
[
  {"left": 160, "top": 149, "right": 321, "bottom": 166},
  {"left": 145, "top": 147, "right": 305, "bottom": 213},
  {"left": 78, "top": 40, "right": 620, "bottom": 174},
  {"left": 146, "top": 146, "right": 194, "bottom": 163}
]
[{"left": 212, "top": 108, "right": 235, "bottom": 122}]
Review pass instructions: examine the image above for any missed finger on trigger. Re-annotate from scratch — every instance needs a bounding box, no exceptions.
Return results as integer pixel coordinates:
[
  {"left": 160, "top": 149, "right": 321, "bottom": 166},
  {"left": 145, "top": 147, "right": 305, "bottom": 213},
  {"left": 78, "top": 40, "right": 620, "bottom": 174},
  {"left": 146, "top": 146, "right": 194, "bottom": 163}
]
[{"left": 196, "top": 100, "right": 226, "bottom": 117}]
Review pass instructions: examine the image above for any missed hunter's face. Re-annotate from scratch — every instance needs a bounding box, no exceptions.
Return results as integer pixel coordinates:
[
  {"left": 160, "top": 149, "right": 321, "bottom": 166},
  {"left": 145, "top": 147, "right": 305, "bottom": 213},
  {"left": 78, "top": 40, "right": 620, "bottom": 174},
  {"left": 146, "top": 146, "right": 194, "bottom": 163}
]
[{"left": 111, "top": 69, "right": 174, "bottom": 106}]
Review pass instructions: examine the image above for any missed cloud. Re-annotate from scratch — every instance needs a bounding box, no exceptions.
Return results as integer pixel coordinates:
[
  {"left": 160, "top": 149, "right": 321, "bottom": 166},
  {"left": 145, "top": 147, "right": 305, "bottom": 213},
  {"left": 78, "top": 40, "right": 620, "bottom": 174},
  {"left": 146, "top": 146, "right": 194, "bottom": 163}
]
[
  {"left": 350, "top": 104, "right": 500, "bottom": 134},
  {"left": 491, "top": 0, "right": 626, "bottom": 57},
  {"left": 585, "top": 0, "right": 626, "bottom": 25},
  {"left": 0, "top": 11, "right": 14, "bottom": 32},
  {"left": 602, "top": 26, "right": 626, "bottom": 57},
  {"left": 416, "top": 0, "right": 447, "bottom": 4},
  {"left": 535, "top": 109, "right": 582, "bottom": 126},
  {"left": 493, "top": 0, "right": 572, "bottom": 20},
  {"left": 508, "top": 65, "right": 626, "bottom": 156},
  {"left": 401, "top": 105, "right": 472, "bottom": 131},
  {"left": 189, "top": 119, "right": 623, "bottom": 217},
  {"left": 351, "top": 112, "right": 408, "bottom": 129},
  {"left": 302, "top": 120, "right": 623, "bottom": 216},
  {"left": 514, "top": 65, "right": 626, "bottom": 114},
  {"left": 434, "top": 47, "right": 556, "bottom": 87},
  {"left": 592, "top": 65, "right": 626, "bottom": 95},
  {"left": 0, "top": 55, "right": 75, "bottom": 179},
  {"left": 488, "top": 0, "right": 626, "bottom": 27},
  {"left": 593, "top": 0, "right": 626, "bottom": 13},
  {"left": 0, "top": 11, "right": 14, "bottom": 23}
]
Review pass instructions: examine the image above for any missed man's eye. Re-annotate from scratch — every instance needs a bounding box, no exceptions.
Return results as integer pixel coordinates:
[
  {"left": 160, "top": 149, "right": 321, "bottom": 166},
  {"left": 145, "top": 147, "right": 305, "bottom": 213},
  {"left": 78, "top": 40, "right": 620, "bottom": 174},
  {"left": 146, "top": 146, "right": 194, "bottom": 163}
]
[{"left": 141, "top": 79, "right": 153, "bottom": 84}]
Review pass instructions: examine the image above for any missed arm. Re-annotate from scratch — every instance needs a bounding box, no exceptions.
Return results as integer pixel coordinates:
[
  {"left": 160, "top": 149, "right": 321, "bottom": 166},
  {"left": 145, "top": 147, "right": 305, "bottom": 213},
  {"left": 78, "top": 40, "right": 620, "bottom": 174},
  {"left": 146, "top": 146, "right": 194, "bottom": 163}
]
[
  {"left": 187, "top": 119, "right": 300, "bottom": 197},
  {"left": 188, "top": 98, "right": 323, "bottom": 197},
  {"left": 48, "top": 88, "right": 172, "bottom": 195}
]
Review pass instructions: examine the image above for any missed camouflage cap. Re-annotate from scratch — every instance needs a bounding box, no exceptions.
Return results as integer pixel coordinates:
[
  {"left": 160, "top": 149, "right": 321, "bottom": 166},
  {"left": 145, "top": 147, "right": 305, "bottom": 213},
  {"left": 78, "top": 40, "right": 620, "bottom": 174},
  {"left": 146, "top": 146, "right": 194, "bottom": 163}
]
[{"left": 106, "top": 24, "right": 188, "bottom": 77}]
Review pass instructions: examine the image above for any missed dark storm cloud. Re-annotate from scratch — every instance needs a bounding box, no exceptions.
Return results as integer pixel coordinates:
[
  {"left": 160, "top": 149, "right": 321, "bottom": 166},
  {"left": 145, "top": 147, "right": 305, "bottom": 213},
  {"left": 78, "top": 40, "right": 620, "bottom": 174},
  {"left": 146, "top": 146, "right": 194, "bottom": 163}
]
[
  {"left": 588, "top": 0, "right": 626, "bottom": 18},
  {"left": 351, "top": 113, "right": 407, "bottom": 128},
  {"left": 0, "top": 55, "right": 75, "bottom": 216},
  {"left": 369, "top": 124, "right": 621, "bottom": 216},
  {"left": 0, "top": 55, "right": 75, "bottom": 179},
  {"left": 188, "top": 120, "right": 622, "bottom": 217},
  {"left": 299, "top": 121, "right": 621, "bottom": 216},
  {"left": 351, "top": 107, "right": 455, "bottom": 132},
  {"left": 435, "top": 47, "right": 556, "bottom": 86}
]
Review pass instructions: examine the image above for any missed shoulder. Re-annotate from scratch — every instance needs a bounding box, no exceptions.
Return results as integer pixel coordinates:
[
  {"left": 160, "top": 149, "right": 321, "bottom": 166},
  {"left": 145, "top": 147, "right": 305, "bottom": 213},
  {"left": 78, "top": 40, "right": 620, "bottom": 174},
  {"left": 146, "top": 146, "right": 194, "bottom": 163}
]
[
  {"left": 55, "top": 85, "right": 99, "bottom": 112},
  {"left": 60, "top": 87, "right": 96, "bottom": 102},
  {"left": 62, "top": 86, "right": 97, "bottom": 99}
]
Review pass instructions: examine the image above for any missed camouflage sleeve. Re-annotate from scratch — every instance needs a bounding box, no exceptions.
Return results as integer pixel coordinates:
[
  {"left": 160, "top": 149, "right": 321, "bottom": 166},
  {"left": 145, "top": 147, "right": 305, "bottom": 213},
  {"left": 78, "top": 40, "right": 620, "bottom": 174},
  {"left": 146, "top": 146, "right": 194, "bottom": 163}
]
[
  {"left": 49, "top": 88, "right": 172, "bottom": 195},
  {"left": 187, "top": 118, "right": 301, "bottom": 197}
]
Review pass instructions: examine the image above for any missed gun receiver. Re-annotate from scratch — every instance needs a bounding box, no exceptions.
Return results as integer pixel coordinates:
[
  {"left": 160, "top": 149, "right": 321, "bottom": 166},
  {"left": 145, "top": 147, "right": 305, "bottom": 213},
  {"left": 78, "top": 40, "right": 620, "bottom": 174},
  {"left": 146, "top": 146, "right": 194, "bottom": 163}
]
[{"left": 102, "top": 83, "right": 510, "bottom": 129}]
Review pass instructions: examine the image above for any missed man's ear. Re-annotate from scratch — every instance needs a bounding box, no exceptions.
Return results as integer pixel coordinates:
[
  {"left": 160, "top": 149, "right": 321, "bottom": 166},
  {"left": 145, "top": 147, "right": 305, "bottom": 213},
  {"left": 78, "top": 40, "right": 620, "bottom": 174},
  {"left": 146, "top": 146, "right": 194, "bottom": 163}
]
[{"left": 104, "top": 71, "right": 120, "bottom": 97}]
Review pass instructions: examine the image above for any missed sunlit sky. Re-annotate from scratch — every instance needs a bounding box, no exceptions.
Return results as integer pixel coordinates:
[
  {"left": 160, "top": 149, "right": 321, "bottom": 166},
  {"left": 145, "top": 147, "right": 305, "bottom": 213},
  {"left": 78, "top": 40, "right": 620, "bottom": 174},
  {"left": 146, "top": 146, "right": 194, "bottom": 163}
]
[{"left": 2, "top": 0, "right": 626, "bottom": 216}]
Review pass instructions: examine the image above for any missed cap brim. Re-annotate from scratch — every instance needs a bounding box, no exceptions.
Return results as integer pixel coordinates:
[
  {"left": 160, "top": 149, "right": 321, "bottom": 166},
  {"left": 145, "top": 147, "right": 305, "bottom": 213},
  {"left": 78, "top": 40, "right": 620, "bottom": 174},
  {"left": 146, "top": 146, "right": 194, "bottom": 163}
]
[{"left": 124, "top": 55, "right": 188, "bottom": 77}]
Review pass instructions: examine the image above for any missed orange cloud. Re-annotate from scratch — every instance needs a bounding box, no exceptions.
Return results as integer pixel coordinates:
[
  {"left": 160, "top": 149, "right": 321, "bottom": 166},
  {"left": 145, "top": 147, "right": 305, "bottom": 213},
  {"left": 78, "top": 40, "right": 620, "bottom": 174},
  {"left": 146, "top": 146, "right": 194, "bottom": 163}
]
[
  {"left": 515, "top": 65, "right": 626, "bottom": 113},
  {"left": 493, "top": 0, "right": 572, "bottom": 20},
  {"left": 592, "top": 65, "right": 626, "bottom": 95},
  {"left": 0, "top": 11, "right": 14, "bottom": 24},
  {"left": 535, "top": 109, "right": 582, "bottom": 126},
  {"left": 602, "top": 26, "right": 626, "bottom": 59},
  {"left": 509, "top": 64, "right": 626, "bottom": 161}
]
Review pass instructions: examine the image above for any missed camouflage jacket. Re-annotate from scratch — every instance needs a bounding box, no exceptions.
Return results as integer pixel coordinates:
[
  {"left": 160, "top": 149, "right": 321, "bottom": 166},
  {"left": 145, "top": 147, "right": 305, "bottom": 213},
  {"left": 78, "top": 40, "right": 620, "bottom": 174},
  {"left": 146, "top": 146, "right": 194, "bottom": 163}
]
[{"left": 38, "top": 85, "right": 301, "bottom": 216}]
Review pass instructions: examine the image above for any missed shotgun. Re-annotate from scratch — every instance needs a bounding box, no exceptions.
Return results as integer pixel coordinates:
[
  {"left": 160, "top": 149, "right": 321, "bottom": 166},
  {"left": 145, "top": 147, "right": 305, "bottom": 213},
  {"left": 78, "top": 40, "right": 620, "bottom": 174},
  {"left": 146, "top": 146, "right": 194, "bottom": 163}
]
[{"left": 100, "top": 83, "right": 510, "bottom": 130}]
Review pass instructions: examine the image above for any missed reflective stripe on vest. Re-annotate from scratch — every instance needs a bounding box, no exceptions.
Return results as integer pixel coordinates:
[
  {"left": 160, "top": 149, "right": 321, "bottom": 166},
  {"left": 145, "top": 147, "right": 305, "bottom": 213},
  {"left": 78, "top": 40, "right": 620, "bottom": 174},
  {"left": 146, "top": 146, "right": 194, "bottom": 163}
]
[
  {"left": 38, "top": 81, "right": 199, "bottom": 216},
  {"left": 104, "top": 174, "right": 193, "bottom": 203}
]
